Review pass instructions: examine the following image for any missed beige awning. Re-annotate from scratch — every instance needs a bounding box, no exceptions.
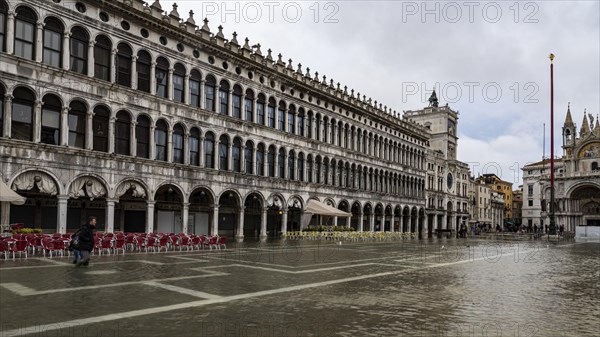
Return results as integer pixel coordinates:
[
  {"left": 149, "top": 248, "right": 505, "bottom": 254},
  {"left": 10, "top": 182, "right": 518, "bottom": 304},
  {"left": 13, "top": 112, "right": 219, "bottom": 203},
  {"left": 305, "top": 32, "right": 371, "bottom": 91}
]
[
  {"left": 0, "top": 179, "right": 26, "bottom": 205},
  {"left": 304, "top": 199, "right": 351, "bottom": 217}
]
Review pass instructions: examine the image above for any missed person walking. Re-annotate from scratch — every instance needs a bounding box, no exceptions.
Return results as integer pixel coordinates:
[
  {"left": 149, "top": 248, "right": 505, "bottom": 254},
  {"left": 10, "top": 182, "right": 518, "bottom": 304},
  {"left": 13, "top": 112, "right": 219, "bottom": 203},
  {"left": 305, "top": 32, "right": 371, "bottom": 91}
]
[{"left": 75, "top": 216, "right": 96, "bottom": 266}]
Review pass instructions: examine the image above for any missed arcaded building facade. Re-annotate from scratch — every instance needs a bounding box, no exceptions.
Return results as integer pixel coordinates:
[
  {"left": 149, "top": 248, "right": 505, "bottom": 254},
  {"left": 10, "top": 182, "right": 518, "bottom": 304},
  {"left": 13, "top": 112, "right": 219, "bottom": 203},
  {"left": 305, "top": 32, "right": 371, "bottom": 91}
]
[{"left": 0, "top": 0, "right": 430, "bottom": 238}]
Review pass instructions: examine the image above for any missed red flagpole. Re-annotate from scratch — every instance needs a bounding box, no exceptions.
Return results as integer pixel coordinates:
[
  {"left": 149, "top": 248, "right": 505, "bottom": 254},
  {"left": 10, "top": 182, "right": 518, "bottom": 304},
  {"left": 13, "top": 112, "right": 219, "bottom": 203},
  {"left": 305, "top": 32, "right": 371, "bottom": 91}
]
[{"left": 549, "top": 53, "right": 556, "bottom": 236}]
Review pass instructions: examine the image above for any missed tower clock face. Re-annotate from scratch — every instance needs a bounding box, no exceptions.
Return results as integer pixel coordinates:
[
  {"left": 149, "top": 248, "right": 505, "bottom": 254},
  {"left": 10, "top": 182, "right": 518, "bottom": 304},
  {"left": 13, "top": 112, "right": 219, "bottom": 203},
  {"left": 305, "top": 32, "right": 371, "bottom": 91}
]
[{"left": 447, "top": 173, "right": 453, "bottom": 190}]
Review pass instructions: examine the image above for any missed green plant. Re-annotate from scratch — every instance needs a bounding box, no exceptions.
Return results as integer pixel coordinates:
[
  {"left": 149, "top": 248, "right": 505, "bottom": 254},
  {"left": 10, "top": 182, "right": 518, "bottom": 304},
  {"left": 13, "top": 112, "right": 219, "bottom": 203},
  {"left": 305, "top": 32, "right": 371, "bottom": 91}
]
[{"left": 12, "top": 228, "right": 42, "bottom": 234}]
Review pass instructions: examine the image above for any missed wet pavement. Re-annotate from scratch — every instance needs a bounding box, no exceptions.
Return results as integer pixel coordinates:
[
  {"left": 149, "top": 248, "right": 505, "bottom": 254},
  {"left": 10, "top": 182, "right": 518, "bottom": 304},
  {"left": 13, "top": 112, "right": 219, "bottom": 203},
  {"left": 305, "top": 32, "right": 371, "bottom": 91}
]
[{"left": 0, "top": 238, "right": 598, "bottom": 337}]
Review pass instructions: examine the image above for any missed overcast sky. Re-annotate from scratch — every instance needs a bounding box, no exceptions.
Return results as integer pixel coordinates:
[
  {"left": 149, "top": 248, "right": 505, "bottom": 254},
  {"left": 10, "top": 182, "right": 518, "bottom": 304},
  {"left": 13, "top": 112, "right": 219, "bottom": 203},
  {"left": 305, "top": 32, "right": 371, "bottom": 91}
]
[{"left": 161, "top": 1, "right": 599, "bottom": 186}]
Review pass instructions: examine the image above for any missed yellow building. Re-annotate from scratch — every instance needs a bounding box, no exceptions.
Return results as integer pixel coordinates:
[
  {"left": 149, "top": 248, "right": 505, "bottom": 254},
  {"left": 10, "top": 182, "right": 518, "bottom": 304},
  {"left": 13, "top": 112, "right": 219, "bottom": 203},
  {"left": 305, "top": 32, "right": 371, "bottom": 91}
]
[{"left": 476, "top": 174, "right": 514, "bottom": 221}]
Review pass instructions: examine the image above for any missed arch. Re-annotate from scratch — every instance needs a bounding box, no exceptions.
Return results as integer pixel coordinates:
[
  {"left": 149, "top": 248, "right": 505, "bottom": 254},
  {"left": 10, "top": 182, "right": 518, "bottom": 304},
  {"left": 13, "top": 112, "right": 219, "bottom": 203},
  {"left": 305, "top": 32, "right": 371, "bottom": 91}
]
[
  {"left": 204, "top": 131, "right": 215, "bottom": 169},
  {"left": 116, "top": 42, "right": 133, "bottom": 87},
  {"left": 189, "top": 68, "right": 202, "bottom": 107},
  {"left": 42, "top": 16, "right": 64, "bottom": 67},
  {"left": 0, "top": 0, "right": 7, "bottom": 53},
  {"left": 94, "top": 35, "right": 112, "bottom": 81},
  {"left": 204, "top": 74, "right": 217, "bottom": 111},
  {"left": 40, "top": 93, "right": 62, "bottom": 145},
  {"left": 70, "top": 25, "right": 89, "bottom": 74},
  {"left": 136, "top": 50, "right": 152, "bottom": 93},
  {"left": 172, "top": 123, "right": 185, "bottom": 164},
  {"left": 244, "top": 88, "right": 254, "bottom": 121},
  {"left": 14, "top": 5, "right": 38, "bottom": 60},
  {"left": 155, "top": 119, "right": 168, "bottom": 161},
  {"left": 218, "top": 80, "right": 230, "bottom": 115},
  {"left": 232, "top": 84, "right": 243, "bottom": 118},
  {"left": 12, "top": 86, "right": 36, "bottom": 141},
  {"left": 67, "top": 174, "right": 108, "bottom": 200}
]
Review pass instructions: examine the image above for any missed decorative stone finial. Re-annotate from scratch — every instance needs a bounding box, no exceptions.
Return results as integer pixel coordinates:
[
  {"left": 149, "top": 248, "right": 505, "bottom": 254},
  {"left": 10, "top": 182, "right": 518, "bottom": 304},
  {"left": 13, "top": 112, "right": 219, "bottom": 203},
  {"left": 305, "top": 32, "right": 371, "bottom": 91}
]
[
  {"left": 253, "top": 43, "right": 262, "bottom": 56},
  {"left": 314, "top": 71, "right": 319, "bottom": 81},
  {"left": 151, "top": 0, "right": 162, "bottom": 10},
  {"left": 297, "top": 63, "right": 303, "bottom": 74},
  {"left": 337, "top": 82, "right": 340, "bottom": 90},
  {"left": 277, "top": 53, "right": 284, "bottom": 64},
  {"left": 169, "top": 3, "right": 180, "bottom": 18},
  {"left": 216, "top": 25, "right": 225, "bottom": 38},
  {"left": 186, "top": 10, "right": 196, "bottom": 25},
  {"left": 201, "top": 18, "right": 210, "bottom": 32},
  {"left": 350, "top": 89, "right": 354, "bottom": 97},
  {"left": 322, "top": 75, "right": 327, "bottom": 84},
  {"left": 305, "top": 67, "right": 310, "bottom": 77},
  {"left": 266, "top": 48, "right": 273, "bottom": 61},
  {"left": 344, "top": 86, "right": 348, "bottom": 94},
  {"left": 230, "top": 31, "right": 239, "bottom": 45},
  {"left": 243, "top": 38, "right": 251, "bottom": 50},
  {"left": 287, "top": 59, "right": 294, "bottom": 70}
]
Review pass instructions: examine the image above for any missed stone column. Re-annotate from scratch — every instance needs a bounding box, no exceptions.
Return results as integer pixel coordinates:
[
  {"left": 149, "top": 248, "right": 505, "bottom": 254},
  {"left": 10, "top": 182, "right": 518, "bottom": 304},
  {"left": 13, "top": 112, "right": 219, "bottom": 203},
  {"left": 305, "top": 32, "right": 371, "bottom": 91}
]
[
  {"left": 240, "top": 143, "right": 246, "bottom": 173},
  {"left": 87, "top": 40, "right": 95, "bottom": 78},
  {"left": 33, "top": 100, "right": 43, "bottom": 143},
  {"left": 130, "top": 121, "right": 137, "bottom": 156},
  {"left": 227, "top": 139, "right": 233, "bottom": 171},
  {"left": 281, "top": 208, "right": 288, "bottom": 237},
  {"left": 260, "top": 207, "right": 268, "bottom": 239},
  {"left": 358, "top": 213, "right": 364, "bottom": 232},
  {"left": 167, "top": 68, "right": 174, "bottom": 100},
  {"left": 212, "top": 205, "right": 219, "bottom": 236},
  {"left": 252, "top": 97, "right": 258, "bottom": 123},
  {"left": 183, "top": 74, "right": 190, "bottom": 104},
  {"left": 149, "top": 125, "right": 156, "bottom": 160},
  {"left": 108, "top": 116, "right": 115, "bottom": 153},
  {"left": 35, "top": 21, "right": 43, "bottom": 62},
  {"left": 369, "top": 213, "right": 375, "bottom": 232},
  {"left": 227, "top": 89, "right": 233, "bottom": 116},
  {"left": 57, "top": 195, "right": 68, "bottom": 234},
  {"left": 433, "top": 213, "right": 438, "bottom": 230},
  {"left": 236, "top": 207, "right": 245, "bottom": 241},
  {"left": 199, "top": 79, "right": 206, "bottom": 110},
  {"left": 86, "top": 111, "right": 94, "bottom": 150},
  {"left": 0, "top": 197, "right": 10, "bottom": 228},
  {"left": 6, "top": 11, "right": 14, "bottom": 55},
  {"left": 184, "top": 132, "right": 190, "bottom": 165},
  {"left": 105, "top": 199, "right": 116, "bottom": 233},
  {"left": 167, "top": 128, "right": 173, "bottom": 162},
  {"left": 62, "top": 32, "right": 70, "bottom": 70},
  {"left": 130, "top": 56, "right": 138, "bottom": 90},
  {"left": 182, "top": 203, "right": 189, "bottom": 234},
  {"left": 110, "top": 49, "right": 117, "bottom": 83},
  {"left": 199, "top": 135, "right": 205, "bottom": 167},
  {"left": 149, "top": 62, "right": 156, "bottom": 95},
  {"left": 390, "top": 214, "right": 395, "bottom": 232},
  {"left": 146, "top": 201, "right": 155, "bottom": 233},
  {"left": 3, "top": 95, "right": 12, "bottom": 137}
]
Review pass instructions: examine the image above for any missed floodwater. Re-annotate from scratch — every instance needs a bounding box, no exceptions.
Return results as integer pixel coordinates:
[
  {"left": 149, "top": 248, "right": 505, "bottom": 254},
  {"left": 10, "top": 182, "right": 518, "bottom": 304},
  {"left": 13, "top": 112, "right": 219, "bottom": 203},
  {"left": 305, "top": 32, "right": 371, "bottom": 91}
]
[{"left": 0, "top": 238, "right": 598, "bottom": 337}]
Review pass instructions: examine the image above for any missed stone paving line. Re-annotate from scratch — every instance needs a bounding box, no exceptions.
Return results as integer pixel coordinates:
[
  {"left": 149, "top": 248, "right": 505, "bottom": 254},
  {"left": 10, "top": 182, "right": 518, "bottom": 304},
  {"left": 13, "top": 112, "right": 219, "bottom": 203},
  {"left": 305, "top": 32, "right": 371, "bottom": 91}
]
[{"left": 0, "top": 242, "right": 574, "bottom": 337}]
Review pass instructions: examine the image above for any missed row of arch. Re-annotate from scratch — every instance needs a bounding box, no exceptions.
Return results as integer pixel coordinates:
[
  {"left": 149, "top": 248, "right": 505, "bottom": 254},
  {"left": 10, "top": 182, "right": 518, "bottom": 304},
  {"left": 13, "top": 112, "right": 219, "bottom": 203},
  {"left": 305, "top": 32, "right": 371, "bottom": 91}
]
[
  {"left": 0, "top": 85, "right": 426, "bottom": 196},
  {"left": 0, "top": 2, "right": 427, "bottom": 169}
]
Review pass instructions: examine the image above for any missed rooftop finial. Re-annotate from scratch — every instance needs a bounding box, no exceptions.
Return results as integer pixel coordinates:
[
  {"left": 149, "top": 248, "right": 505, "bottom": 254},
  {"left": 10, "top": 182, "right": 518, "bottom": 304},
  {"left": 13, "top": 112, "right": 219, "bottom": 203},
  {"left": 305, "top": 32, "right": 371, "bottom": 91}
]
[
  {"left": 297, "top": 63, "right": 303, "bottom": 74},
  {"left": 252, "top": 43, "right": 262, "bottom": 55},
  {"left": 201, "top": 18, "right": 210, "bottom": 32},
  {"left": 151, "top": 0, "right": 162, "bottom": 10},
  {"left": 230, "top": 31, "right": 239, "bottom": 45},
  {"left": 169, "top": 3, "right": 180, "bottom": 18},
  {"left": 277, "top": 53, "right": 284, "bottom": 64},
  {"left": 243, "top": 37, "right": 251, "bottom": 50},
  {"left": 266, "top": 48, "right": 273, "bottom": 61},
  {"left": 216, "top": 25, "right": 224, "bottom": 38},
  {"left": 287, "top": 59, "right": 294, "bottom": 70},
  {"left": 186, "top": 10, "right": 196, "bottom": 25}
]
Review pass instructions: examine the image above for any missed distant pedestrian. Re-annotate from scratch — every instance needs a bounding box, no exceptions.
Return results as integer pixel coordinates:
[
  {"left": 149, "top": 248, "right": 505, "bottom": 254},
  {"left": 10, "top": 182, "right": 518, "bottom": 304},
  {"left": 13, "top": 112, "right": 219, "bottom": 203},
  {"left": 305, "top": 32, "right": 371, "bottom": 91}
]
[{"left": 74, "top": 216, "right": 96, "bottom": 266}]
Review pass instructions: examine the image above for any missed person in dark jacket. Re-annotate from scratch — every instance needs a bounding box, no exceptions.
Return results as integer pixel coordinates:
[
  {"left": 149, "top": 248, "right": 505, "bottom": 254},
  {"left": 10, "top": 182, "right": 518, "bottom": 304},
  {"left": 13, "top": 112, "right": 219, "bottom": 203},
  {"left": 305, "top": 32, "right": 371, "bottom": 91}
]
[{"left": 76, "top": 216, "right": 96, "bottom": 266}]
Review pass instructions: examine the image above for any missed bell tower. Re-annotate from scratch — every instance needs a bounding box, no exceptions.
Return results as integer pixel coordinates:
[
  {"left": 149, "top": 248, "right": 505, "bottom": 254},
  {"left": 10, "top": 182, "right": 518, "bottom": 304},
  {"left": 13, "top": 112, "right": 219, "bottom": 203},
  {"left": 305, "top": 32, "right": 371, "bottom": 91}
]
[{"left": 562, "top": 103, "right": 576, "bottom": 157}]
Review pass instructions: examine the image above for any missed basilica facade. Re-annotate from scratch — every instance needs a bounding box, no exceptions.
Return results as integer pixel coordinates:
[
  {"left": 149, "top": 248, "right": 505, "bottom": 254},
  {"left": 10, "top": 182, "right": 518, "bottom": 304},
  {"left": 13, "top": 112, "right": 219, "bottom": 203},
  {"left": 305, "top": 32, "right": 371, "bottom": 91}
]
[{"left": 0, "top": 0, "right": 440, "bottom": 239}]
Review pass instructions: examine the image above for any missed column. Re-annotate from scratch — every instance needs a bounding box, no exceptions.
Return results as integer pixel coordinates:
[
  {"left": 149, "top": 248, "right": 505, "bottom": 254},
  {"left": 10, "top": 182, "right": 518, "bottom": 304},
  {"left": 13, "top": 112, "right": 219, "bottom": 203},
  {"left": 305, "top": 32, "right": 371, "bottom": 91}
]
[
  {"left": 57, "top": 196, "right": 68, "bottom": 234},
  {"left": 167, "top": 128, "right": 173, "bottom": 162},
  {"left": 108, "top": 116, "right": 115, "bottom": 153},
  {"left": 199, "top": 136, "right": 205, "bottom": 167},
  {"left": 146, "top": 201, "right": 155, "bottom": 233},
  {"left": 182, "top": 203, "right": 189, "bottom": 234},
  {"left": 149, "top": 62, "right": 157, "bottom": 95},
  {"left": 3, "top": 95, "right": 12, "bottom": 138},
  {"left": 149, "top": 125, "right": 156, "bottom": 160},
  {"left": 358, "top": 213, "right": 364, "bottom": 232},
  {"left": 130, "top": 121, "right": 137, "bottom": 156},
  {"left": 1, "top": 199, "right": 11, "bottom": 228},
  {"left": 252, "top": 146, "right": 257, "bottom": 175},
  {"left": 227, "top": 140, "right": 233, "bottom": 171},
  {"left": 105, "top": 199, "right": 116, "bottom": 233},
  {"left": 86, "top": 111, "right": 94, "bottom": 150},
  {"left": 62, "top": 32, "right": 70, "bottom": 70},
  {"left": 227, "top": 90, "right": 233, "bottom": 116},
  {"left": 240, "top": 143, "right": 246, "bottom": 173},
  {"left": 199, "top": 80, "right": 206, "bottom": 110},
  {"left": 333, "top": 216, "right": 338, "bottom": 227},
  {"left": 260, "top": 207, "right": 268, "bottom": 238},
  {"left": 167, "top": 68, "right": 174, "bottom": 100},
  {"left": 131, "top": 56, "right": 138, "bottom": 90},
  {"left": 6, "top": 11, "right": 14, "bottom": 55},
  {"left": 35, "top": 21, "right": 43, "bottom": 62},
  {"left": 212, "top": 205, "right": 219, "bottom": 236},
  {"left": 33, "top": 100, "right": 42, "bottom": 143},
  {"left": 390, "top": 214, "right": 395, "bottom": 232},
  {"left": 369, "top": 213, "right": 375, "bottom": 232},
  {"left": 87, "top": 40, "right": 95, "bottom": 78},
  {"left": 110, "top": 49, "right": 117, "bottom": 83},
  {"left": 281, "top": 208, "right": 288, "bottom": 237},
  {"left": 433, "top": 213, "right": 438, "bottom": 230},
  {"left": 252, "top": 96, "right": 258, "bottom": 123},
  {"left": 380, "top": 215, "right": 385, "bottom": 232},
  {"left": 236, "top": 207, "right": 245, "bottom": 240},
  {"left": 183, "top": 74, "right": 190, "bottom": 104},
  {"left": 184, "top": 132, "right": 190, "bottom": 165}
]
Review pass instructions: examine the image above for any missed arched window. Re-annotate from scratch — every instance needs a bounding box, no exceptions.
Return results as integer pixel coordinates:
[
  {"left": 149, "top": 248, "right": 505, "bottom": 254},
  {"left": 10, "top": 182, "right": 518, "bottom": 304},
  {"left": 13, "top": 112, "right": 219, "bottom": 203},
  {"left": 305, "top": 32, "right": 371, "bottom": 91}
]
[
  {"left": 288, "top": 150, "right": 295, "bottom": 180},
  {"left": 0, "top": 1, "right": 6, "bottom": 52},
  {"left": 244, "top": 89, "right": 254, "bottom": 122},
  {"left": 155, "top": 57, "right": 169, "bottom": 98},
  {"left": 189, "top": 127, "right": 200, "bottom": 166},
  {"left": 244, "top": 140, "right": 253, "bottom": 174},
  {"left": 11, "top": 87, "right": 35, "bottom": 141},
  {"left": 267, "top": 145, "right": 275, "bottom": 177},
  {"left": 70, "top": 26, "right": 88, "bottom": 74},
  {"left": 115, "top": 111, "right": 130, "bottom": 155},
  {"left": 232, "top": 85, "right": 242, "bottom": 119},
  {"left": 278, "top": 148, "right": 285, "bottom": 178},
  {"left": 116, "top": 43, "right": 132, "bottom": 87},
  {"left": 42, "top": 17, "right": 63, "bottom": 67},
  {"left": 315, "top": 156, "right": 321, "bottom": 184},
  {"left": 219, "top": 135, "right": 229, "bottom": 170},
  {"left": 172, "top": 123, "right": 184, "bottom": 163},
  {"left": 256, "top": 94, "right": 266, "bottom": 125},
  {"left": 232, "top": 138, "right": 241, "bottom": 172},
  {"left": 189, "top": 69, "right": 201, "bottom": 107},
  {"left": 321, "top": 117, "right": 327, "bottom": 142},
  {"left": 0, "top": 85, "right": 4, "bottom": 137},
  {"left": 337, "top": 122, "right": 343, "bottom": 146},
  {"left": 307, "top": 111, "right": 313, "bottom": 139},
  {"left": 92, "top": 105, "right": 109, "bottom": 152},
  {"left": 218, "top": 80, "right": 229, "bottom": 115},
  {"left": 256, "top": 143, "right": 265, "bottom": 176},
  {"left": 94, "top": 35, "right": 111, "bottom": 81},
  {"left": 307, "top": 155, "right": 313, "bottom": 183},
  {"left": 173, "top": 63, "right": 185, "bottom": 103},
  {"left": 278, "top": 101, "right": 286, "bottom": 131},
  {"left": 14, "top": 6, "right": 36, "bottom": 60},
  {"left": 204, "top": 75, "right": 216, "bottom": 112},
  {"left": 267, "top": 98, "right": 276, "bottom": 128},
  {"left": 287, "top": 104, "right": 295, "bottom": 134},
  {"left": 592, "top": 162, "right": 599, "bottom": 171},
  {"left": 323, "top": 159, "right": 329, "bottom": 185},
  {"left": 297, "top": 153, "right": 304, "bottom": 182},
  {"left": 41, "top": 94, "right": 61, "bottom": 145},
  {"left": 68, "top": 100, "right": 87, "bottom": 148},
  {"left": 297, "top": 108, "right": 305, "bottom": 137},
  {"left": 136, "top": 50, "right": 151, "bottom": 93},
  {"left": 135, "top": 114, "right": 150, "bottom": 158},
  {"left": 155, "top": 119, "right": 167, "bottom": 161},
  {"left": 204, "top": 133, "right": 214, "bottom": 168}
]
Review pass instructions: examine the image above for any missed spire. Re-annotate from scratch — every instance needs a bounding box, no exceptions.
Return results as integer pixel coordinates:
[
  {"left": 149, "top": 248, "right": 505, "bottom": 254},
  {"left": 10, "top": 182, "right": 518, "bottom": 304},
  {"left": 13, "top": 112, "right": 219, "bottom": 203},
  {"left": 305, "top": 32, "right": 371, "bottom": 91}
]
[
  {"left": 580, "top": 109, "right": 590, "bottom": 136},
  {"left": 564, "top": 102, "right": 574, "bottom": 127},
  {"left": 428, "top": 87, "right": 439, "bottom": 107},
  {"left": 594, "top": 114, "right": 600, "bottom": 135}
]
